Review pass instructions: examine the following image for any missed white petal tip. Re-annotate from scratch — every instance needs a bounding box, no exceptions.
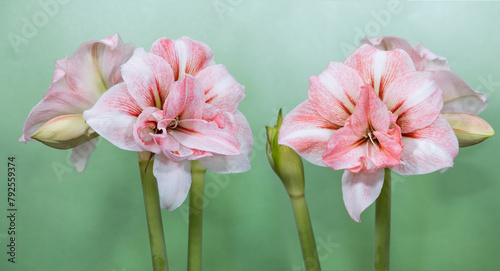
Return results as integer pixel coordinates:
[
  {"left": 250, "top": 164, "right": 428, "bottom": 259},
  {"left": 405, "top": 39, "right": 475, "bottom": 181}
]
[{"left": 160, "top": 199, "right": 185, "bottom": 211}]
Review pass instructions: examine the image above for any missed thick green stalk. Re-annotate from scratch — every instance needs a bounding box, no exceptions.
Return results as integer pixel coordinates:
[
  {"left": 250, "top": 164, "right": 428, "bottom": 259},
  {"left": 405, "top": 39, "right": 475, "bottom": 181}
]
[
  {"left": 374, "top": 168, "right": 392, "bottom": 271},
  {"left": 290, "top": 194, "right": 321, "bottom": 271},
  {"left": 187, "top": 161, "right": 207, "bottom": 271},
  {"left": 138, "top": 152, "right": 169, "bottom": 271},
  {"left": 266, "top": 109, "right": 320, "bottom": 270}
]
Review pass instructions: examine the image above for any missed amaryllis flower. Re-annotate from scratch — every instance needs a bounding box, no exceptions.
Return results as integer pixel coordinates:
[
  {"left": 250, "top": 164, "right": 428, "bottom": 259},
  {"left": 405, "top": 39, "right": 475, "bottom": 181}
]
[
  {"left": 19, "top": 34, "right": 134, "bottom": 172},
  {"left": 84, "top": 48, "right": 252, "bottom": 210},
  {"left": 360, "top": 36, "right": 488, "bottom": 115},
  {"left": 279, "top": 45, "right": 459, "bottom": 222},
  {"left": 149, "top": 36, "right": 253, "bottom": 172}
]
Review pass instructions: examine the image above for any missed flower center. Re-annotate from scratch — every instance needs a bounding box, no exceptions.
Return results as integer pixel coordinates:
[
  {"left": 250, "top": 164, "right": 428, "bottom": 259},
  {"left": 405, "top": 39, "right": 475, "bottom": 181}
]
[
  {"left": 168, "top": 117, "right": 180, "bottom": 129},
  {"left": 365, "top": 126, "right": 377, "bottom": 146}
]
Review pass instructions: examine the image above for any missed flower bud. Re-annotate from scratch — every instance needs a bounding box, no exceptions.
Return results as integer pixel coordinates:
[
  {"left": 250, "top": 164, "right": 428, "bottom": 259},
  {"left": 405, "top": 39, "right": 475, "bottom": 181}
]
[
  {"left": 442, "top": 113, "right": 494, "bottom": 147},
  {"left": 266, "top": 109, "right": 305, "bottom": 197},
  {"left": 31, "top": 114, "right": 98, "bottom": 150}
]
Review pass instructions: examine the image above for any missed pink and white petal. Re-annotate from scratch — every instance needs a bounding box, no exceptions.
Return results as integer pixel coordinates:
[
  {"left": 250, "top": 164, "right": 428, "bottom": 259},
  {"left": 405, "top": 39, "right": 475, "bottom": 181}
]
[
  {"left": 70, "top": 137, "right": 98, "bottom": 173},
  {"left": 189, "top": 150, "right": 213, "bottom": 160},
  {"left": 324, "top": 106, "right": 401, "bottom": 172},
  {"left": 390, "top": 115, "right": 459, "bottom": 175},
  {"left": 171, "top": 119, "right": 241, "bottom": 156},
  {"left": 342, "top": 169, "right": 385, "bottom": 222},
  {"left": 344, "top": 45, "right": 416, "bottom": 97},
  {"left": 163, "top": 75, "right": 205, "bottom": 120},
  {"left": 364, "top": 84, "right": 391, "bottom": 133},
  {"left": 120, "top": 43, "right": 136, "bottom": 66},
  {"left": 109, "top": 41, "right": 136, "bottom": 84},
  {"left": 153, "top": 133, "right": 180, "bottom": 154},
  {"left": 202, "top": 103, "right": 225, "bottom": 128},
  {"left": 278, "top": 100, "right": 340, "bottom": 167},
  {"left": 20, "top": 85, "right": 96, "bottom": 143},
  {"left": 51, "top": 57, "right": 69, "bottom": 86},
  {"left": 162, "top": 142, "right": 195, "bottom": 162},
  {"left": 66, "top": 34, "right": 126, "bottom": 102},
  {"left": 308, "top": 61, "right": 364, "bottom": 126},
  {"left": 383, "top": 71, "right": 443, "bottom": 133},
  {"left": 199, "top": 110, "right": 253, "bottom": 173},
  {"left": 150, "top": 37, "right": 214, "bottom": 80},
  {"left": 95, "top": 34, "right": 129, "bottom": 85},
  {"left": 153, "top": 156, "right": 191, "bottom": 210},
  {"left": 415, "top": 43, "right": 451, "bottom": 71},
  {"left": 122, "top": 48, "right": 175, "bottom": 109},
  {"left": 83, "top": 83, "right": 142, "bottom": 151},
  {"left": 340, "top": 84, "right": 390, "bottom": 136},
  {"left": 371, "top": 130, "right": 402, "bottom": 168},
  {"left": 435, "top": 71, "right": 489, "bottom": 115},
  {"left": 195, "top": 64, "right": 245, "bottom": 113},
  {"left": 132, "top": 107, "right": 163, "bottom": 153},
  {"left": 322, "top": 126, "right": 366, "bottom": 172},
  {"left": 341, "top": 85, "right": 369, "bottom": 136},
  {"left": 360, "top": 36, "right": 424, "bottom": 71}
]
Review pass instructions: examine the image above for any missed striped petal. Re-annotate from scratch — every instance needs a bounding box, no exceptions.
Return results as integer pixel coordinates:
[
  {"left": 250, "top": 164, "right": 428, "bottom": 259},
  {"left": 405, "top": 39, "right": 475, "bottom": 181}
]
[
  {"left": 83, "top": 83, "right": 142, "bottom": 151},
  {"left": 390, "top": 115, "right": 459, "bottom": 175},
  {"left": 171, "top": 119, "right": 240, "bottom": 156},
  {"left": 308, "top": 61, "right": 364, "bottom": 126},
  {"left": 163, "top": 75, "right": 204, "bottom": 120},
  {"left": 360, "top": 36, "right": 424, "bottom": 71},
  {"left": 122, "top": 48, "right": 174, "bottom": 109},
  {"left": 195, "top": 64, "right": 245, "bottom": 113},
  {"left": 383, "top": 71, "right": 443, "bottom": 133},
  {"left": 199, "top": 110, "right": 253, "bottom": 173},
  {"left": 344, "top": 44, "right": 416, "bottom": 98},
  {"left": 150, "top": 36, "right": 214, "bottom": 80},
  {"left": 279, "top": 100, "right": 340, "bottom": 166}
]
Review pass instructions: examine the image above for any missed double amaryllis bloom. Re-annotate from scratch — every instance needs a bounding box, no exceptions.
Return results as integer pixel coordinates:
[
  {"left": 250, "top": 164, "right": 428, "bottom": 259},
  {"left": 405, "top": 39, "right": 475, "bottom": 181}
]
[
  {"left": 19, "top": 34, "right": 134, "bottom": 172},
  {"left": 279, "top": 44, "right": 459, "bottom": 222},
  {"left": 84, "top": 38, "right": 253, "bottom": 210}
]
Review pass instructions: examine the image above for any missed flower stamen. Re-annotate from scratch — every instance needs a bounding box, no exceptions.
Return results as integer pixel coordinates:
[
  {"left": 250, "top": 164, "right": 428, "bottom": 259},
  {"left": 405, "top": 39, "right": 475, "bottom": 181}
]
[
  {"left": 168, "top": 117, "right": 180, "bottom": 129},
  {"left": 367, "top": 131, "right": 376, "bottom": 146},
  {"left": 366, "top": 127, "right": 377, "bottom": 146}
]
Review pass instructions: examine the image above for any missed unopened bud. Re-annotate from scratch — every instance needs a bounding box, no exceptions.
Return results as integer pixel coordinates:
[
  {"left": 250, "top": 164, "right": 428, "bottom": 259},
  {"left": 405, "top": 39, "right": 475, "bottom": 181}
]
[
  {"left": 266, "top": 109, "right": 305, "bottom": 197},
  {"left": 31, "top": 114, "right": 98, "bottom": 149},
  {"left": 442, "top": 113, "right": 494, "bottom": 147}
]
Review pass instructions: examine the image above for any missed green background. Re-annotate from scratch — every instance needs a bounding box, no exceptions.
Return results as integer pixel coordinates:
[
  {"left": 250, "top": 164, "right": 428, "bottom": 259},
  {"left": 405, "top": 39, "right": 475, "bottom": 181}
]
[{"left": 1, "top": 0, "right": 499, "bottom": 270}]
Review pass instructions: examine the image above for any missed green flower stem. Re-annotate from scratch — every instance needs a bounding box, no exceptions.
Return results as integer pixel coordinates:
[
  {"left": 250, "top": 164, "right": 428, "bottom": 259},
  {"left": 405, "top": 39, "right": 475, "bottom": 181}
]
[
  {"left": 138, "top": 152, "right": 169, "bottom": 271},
  {"left": 188, "top": 160, "right": 207, "bottom": 271},
  {"left": 374, "top": 168, "right": 392, "bottom": 271},
  {"left": 290, "top": 194, "right": 321, "bottom": 271}
]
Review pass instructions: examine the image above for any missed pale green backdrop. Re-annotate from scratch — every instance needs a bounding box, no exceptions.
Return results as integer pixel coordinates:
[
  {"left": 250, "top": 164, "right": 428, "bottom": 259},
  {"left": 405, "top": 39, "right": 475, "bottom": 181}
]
[{"left": 1, "top": 1, "right": 499, "bottom": 270}]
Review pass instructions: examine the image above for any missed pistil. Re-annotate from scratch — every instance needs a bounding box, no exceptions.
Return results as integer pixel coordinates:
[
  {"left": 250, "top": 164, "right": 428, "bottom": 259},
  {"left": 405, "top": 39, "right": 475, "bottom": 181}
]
[{"left": 366, "top": 127, "right": 377, "bottom": 146}]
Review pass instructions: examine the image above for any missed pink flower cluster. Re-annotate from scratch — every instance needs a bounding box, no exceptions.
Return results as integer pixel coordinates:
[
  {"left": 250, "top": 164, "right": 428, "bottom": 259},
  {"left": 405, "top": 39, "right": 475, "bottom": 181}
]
[
  {"left": 20, "top": 34, "right": 491, "bottom": 218},
  {"left": 20, "top": 34, "right": 253, "bottom": 210}
]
